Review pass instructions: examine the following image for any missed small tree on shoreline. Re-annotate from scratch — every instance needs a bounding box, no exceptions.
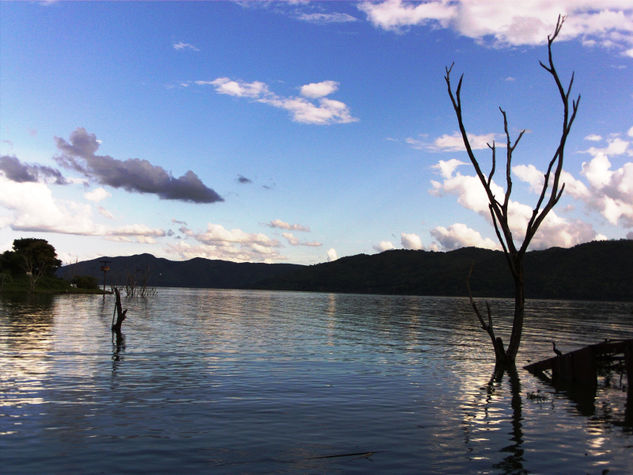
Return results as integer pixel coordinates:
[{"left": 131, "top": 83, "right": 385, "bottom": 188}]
[
  {"left": 11, "top": 238, "right": 62, "bottom": 292},
  {"left": 444, "top": 16, "right": 580, "bottom": 367}
]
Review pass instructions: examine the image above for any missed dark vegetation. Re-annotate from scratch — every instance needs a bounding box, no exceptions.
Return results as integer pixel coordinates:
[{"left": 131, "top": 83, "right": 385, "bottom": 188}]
[
  {"left": 0, "top": 238, "right": 98, "bottom": 293},
  {"left": 57, "top": 239, "right": 633, "bottom": 302}
]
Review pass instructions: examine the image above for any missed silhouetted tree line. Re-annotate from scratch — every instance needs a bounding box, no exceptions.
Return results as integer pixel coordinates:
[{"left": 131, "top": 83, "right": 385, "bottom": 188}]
[{"left": 58, "top": 240, "right": 633, "bottom": 302}]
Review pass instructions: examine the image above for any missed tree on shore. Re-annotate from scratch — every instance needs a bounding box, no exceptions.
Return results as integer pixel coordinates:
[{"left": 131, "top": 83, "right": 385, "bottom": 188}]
[
  {"left": 444, "top": 16, "right": 580, "bottom": 367},
  {"left": 10, "top": 238, "right": 62, "bottom": 292}
]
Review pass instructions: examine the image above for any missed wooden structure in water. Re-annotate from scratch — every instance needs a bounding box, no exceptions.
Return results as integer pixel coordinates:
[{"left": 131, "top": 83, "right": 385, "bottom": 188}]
[
  {"left": 525, "top": 339, "right": 633, "bottom": 389},
  {"left": 525, "top": 339, "right": 633, "bottom": 424}
]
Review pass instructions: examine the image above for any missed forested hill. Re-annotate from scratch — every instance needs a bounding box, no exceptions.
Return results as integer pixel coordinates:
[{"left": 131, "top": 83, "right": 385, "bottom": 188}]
[
  {"left": 58, "top": 253, "right": 302, "bottom": 290},
  {"left": 58, "top": 240, "right": 633, "bottom": 301}
]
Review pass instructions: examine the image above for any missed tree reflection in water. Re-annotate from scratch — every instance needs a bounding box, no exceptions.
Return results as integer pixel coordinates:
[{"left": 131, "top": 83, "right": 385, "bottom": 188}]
[
  {"left": 492, "top": 367, "right": 526, "bottom": 474},
  {"left": 112, "top": 329, "right": 125, "bottom": 363},
  {"left": 461, "top": 367, "right": 527, "bottom": 474}
]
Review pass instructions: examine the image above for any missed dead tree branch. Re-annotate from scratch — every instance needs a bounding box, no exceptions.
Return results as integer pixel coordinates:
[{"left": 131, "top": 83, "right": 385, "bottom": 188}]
[{"left": 445, "top": 15, "right": 579, "bottom": 364}]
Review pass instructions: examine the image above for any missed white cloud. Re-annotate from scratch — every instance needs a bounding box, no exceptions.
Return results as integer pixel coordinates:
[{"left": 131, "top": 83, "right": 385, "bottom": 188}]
[
  {"left": 195, "top": 223, "right": 279, "bottom": 248},
  {"left": 433, "top": 158, "right": 467, "bottom": 179},
  {"left": 629, "top": 125, "right": 633, "bottom": 137},
  {"left": 300, "top": 80, "right": 339, "bottom": 98},
  {"left": 167, "top": 222, "right": 286, "bottom": 263},
  {"left": 430, "top": 165, "right": 501, "bottom": 215},
  {"left": 267, "top": 219, "right": 310, "bottom": 232},
  {"left": 578, "top": 150, "right": 633, "bottom": 226},
  {"left": 430, "top": 159, "right": 601, "bottom": 249},
  {"left": 0, "top": 176, "right": 100, "bottom": 235},
  {"left": 401, "top": 232, "right": 423, "bottom": 250},
  {"left": 297, "top": 12, "right": 358, "bottom": 24},
  {"left": 327, "top": 248, "right": 338, "bottom": 261},
  {"left": 583, "top": 137, "right": 630, "bottom": 157},
  {"left": 282, "top": 232, "right": 322, "bottom": 247},
  {"left": 167, "top": 239, "right": 285, "bottom": 263},
  {"left": 206, "top": 77, "right": 270, "bottom": 98},
  {"left": 359, "top": 1, "right": 633, "bottom": 53},
  {"left": 585, "top": 134, "right": 603, "bottom": 142},
  {"left": 84, "top": 187, "right": 111, "bottom": 202},
  {"left": 513, "top": 131, "right": 633, "bottom": 233},
  {"left": 194, "top": 77, "right": 357, "bottom": 125},
  {"left": 266, "top": 96, "right": 357, "bottom": 125},
  {"left": 431, "top": 223, "right": 499, "bottom": 250},
  {"left": 514, "top": 164, "right": 591, "bottom": 200},
  {"left": 108, "top": 224, "right": 165, "bottom": 238},
  {"left": 173, "top": 41, "right": 200, "bottom": 52},
  {"left": 373, "top": 240, "right": 395, "bottom": 252},
  {"left": 430, "top": 131, "right": 498, "bottom": 152},
  {"left": 359, "top": 0, "right": 455, "bottom": 32}
]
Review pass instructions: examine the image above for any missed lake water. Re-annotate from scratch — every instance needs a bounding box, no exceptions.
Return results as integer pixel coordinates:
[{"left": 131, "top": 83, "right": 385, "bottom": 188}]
[{"left": 1, "top": 289, "right": 632, "bottom": 474}]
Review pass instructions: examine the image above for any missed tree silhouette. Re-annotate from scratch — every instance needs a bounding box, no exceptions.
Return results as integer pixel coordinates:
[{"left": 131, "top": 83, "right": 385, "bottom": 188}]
[
  {"left": 444, "top": 16, "right": 580, "bottom": 366},
  {"left": 12, "top": 238, "right": 62, "bottom": 292}
]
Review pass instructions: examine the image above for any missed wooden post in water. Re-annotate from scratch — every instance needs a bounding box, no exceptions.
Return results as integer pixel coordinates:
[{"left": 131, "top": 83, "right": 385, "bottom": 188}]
[{"left": 111, "top": 287, "right": 127, "bottom": 333}]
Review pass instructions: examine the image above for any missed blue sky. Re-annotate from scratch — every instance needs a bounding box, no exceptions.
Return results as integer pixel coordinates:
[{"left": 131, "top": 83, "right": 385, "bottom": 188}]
[{"left": 1, "top": 0, "right": 632, "bottom": 265}]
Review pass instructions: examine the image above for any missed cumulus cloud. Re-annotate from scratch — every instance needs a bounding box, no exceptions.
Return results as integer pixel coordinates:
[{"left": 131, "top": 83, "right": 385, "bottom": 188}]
[
  {"left": 373, "top": 240, "right": 395, "bottom": 252},
  {"left": 585, "top": 134, "right": 603, "bottom": 142},
  {"left": 431, "top": 223, "right": 499, "bottom": 250},
  {"left": 267, "top": 219, "right": 310, "bottom": 232},
  {"left": 359, "top": 0, "right": 633, "bottom": 54},
  {"left": 430, "top": 132, "right": 498, "bottom": 152},
  {"left": 300, "top": 80, "right": 339, "bottom": 98},
  {"left": 205, "top": 77, "right": 270, "bottom": 98},
  {"left": 575, "top": 137, "right": 633, "bottom": 226},
  {"left": 431, "top": 158, "right": 601, "bottom": 249},
  {"left": 173, "top": 41, "right": 200, "bottom": 51},
  {"left": 205, "top": 225, "right": 279, "bottom": 257},
  {"left": 0, "top": 155, "right": 67, "bottom": 184},
  {"left": 106, "top": 224, "right": 166, "bottom": 244},
  {"left": 54, "top": 128, "right": 223, "bottom": 203},
  {"left": 512, "top": 134, "right": 633, "bottom": 230},
  {"left": 327, "top": 248, "right": 338, "bottom": 261},
  {"left": 282, "top": 232, "right": 322, "bottom": 247},
  {"left": 194, "top": 77, "right": 357, "bottom": 125},
  {"left": 401, "top": 232, "right": 423, "bottom": 250},
  {"left": 359, "top": 0, "right": 454, "bottom": 31},
  {"left": 167, "top": 223, "right": 285, "bottom": 263},
  {"left": 0, "top": 175, "right": 99, "bottom": 235},
  {"left": 84, "top": 187, "right": 111, "bottom": 202}
]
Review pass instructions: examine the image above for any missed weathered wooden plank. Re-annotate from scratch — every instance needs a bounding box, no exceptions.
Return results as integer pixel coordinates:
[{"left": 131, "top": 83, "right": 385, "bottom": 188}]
[{"left": 524, "top": 339, "right": 632, "bottom": 389}]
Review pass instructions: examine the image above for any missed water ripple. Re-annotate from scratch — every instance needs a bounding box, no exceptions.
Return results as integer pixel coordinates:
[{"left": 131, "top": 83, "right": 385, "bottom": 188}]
[{"left": 1, "top": 290, "right": 632, "bottom": 473}]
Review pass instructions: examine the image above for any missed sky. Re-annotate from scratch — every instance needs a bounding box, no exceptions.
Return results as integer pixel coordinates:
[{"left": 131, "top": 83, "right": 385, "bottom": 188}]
[{"left": 1, "top": 0, "right": 632, "bottom": 266}]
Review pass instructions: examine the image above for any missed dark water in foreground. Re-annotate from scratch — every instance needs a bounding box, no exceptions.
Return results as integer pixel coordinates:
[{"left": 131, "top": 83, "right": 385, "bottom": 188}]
[{"left": 1, "top": 289, "right": 632, "bottom": 474}]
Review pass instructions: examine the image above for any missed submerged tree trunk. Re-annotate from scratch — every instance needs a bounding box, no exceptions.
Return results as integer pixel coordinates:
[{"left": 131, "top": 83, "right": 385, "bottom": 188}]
[
  {"left": 112, "top": 287, "right": 127, "bottom": 333},
  {"left": 506, "top": 262, "right": 525, "bottom": 363}
]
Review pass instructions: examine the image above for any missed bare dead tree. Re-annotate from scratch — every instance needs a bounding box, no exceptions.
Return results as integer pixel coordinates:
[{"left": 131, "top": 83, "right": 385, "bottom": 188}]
[
  {"left": 112, "top": 287, "right": 127, "bottom": 333},
  {"left": 445, "top": 16, "right": 580, "bottom": 366}
]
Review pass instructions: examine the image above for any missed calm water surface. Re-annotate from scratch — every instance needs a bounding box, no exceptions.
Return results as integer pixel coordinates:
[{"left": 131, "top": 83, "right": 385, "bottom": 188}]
[{"left": 1, "top": 289, "right": 632, "bottom": 473}]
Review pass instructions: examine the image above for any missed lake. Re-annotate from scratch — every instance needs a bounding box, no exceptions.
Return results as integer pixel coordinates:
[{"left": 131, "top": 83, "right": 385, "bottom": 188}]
[{"left": 1, "top": 289, "right": 632, "bottom": 474}]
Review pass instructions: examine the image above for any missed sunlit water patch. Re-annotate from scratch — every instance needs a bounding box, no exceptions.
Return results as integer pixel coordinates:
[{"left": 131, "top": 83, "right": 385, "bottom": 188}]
[{"left": 1, "top": 290, "right": 632, "bottom": 473}]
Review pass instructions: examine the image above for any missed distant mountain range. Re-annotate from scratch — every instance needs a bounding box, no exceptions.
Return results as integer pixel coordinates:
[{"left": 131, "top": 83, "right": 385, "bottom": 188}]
[{"left": 58, "top": 240, "right": 633, "bottom": 301}]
